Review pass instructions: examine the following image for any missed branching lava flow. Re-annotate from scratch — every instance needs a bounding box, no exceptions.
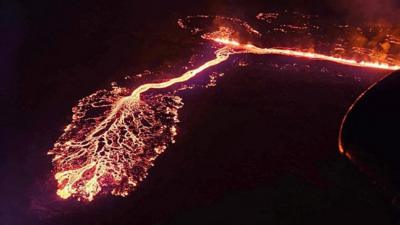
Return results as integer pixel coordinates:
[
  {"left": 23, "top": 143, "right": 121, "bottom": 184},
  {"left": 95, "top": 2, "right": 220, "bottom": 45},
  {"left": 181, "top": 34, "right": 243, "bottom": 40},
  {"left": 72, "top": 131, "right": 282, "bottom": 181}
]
[{"left": 49, "top": 18, "right": 400, "bottom": 202}]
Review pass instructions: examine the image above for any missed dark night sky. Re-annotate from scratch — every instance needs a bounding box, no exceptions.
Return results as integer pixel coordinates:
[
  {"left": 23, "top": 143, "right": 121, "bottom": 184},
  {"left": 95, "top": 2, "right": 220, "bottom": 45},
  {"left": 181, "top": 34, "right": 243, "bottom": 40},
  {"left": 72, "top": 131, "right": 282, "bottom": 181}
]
[{"left": 1, "top": 1, "right": 399, "bottom": 224}]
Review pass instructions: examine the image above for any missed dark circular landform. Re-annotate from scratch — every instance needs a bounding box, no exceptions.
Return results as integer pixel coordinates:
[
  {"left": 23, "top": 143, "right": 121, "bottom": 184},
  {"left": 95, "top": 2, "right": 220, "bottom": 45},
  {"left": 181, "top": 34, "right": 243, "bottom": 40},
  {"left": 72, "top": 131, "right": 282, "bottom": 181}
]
[{"left": 339, "top": 70, "right": 400, "bottom": 193}]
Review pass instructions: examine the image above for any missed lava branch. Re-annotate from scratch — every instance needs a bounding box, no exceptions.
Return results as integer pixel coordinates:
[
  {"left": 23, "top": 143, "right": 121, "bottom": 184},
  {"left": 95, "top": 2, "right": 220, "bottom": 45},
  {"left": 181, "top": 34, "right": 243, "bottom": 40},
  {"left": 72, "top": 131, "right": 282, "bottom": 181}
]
[
  {"left": 50, "top": 47, "right": 232, "bottom": 201},
  {"left": 130, "top": 47, "right": 232, "bottom": 100},
  {"left": 210, "top": 38, "right": 400, "bottom": 71}
]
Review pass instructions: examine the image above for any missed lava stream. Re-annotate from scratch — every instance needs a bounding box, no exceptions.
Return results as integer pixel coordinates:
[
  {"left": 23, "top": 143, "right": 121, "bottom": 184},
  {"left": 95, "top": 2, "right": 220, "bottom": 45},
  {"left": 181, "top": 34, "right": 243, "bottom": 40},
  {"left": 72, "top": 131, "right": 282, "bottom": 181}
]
[
  {"left": 211, "top": 38, "right": 400, "bottom": 71},
  {"left": 50, "top": 31, "right": 400, "bottom": 202},
  {"left": 49, "top": 47, "right": 232, "bottom": 201}
]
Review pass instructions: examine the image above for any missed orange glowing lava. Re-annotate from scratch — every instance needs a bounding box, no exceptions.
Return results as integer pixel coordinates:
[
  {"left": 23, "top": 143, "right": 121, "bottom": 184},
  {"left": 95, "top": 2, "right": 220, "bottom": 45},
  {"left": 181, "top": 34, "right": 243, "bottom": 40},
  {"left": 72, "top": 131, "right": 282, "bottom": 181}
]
[
  {"left": 49, "top": 25, "right": 400, "bottom": 202},
  {"left": 130, "top": 47, "right": 232, "bottom": 100},
  {"left": 209, "top": 37, "right": 400, "bottom": 71},
  {"left": 49, "top": 48, "right": 231, "bottom": 201}
]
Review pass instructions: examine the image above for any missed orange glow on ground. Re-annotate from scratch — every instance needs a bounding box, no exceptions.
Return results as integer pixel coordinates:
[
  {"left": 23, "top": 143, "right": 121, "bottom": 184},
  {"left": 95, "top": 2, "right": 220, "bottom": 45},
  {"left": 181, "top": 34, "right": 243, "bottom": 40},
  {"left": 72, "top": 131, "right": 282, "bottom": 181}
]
[
  {"left": 130, "top": 47, "right": 232, "bottom": 100},
  {"left": 50, "top": 48, "right": 231, "bottom": 201},
  {"left": 210, "top": 37, "right": 400, "bottom": 71},
  {"left": 50, "top": 33, "right": 400, "bottom": 202}
]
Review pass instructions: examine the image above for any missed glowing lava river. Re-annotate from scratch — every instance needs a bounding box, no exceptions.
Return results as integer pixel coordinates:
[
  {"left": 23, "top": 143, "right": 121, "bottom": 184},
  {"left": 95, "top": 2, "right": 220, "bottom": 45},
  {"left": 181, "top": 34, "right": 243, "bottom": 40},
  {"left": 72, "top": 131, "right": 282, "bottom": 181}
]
[{"left": 48, "top": 19, "right": 400, "bottom": 202}]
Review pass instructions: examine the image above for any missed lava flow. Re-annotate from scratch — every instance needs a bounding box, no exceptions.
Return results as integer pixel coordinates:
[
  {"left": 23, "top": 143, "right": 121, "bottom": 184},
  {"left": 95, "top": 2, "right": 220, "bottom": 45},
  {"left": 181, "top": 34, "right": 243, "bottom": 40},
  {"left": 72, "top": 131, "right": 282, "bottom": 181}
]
[
  {"left": 209, "top": 38, "right": 400, "bottom": 71},
  {"left": 49, "top": 23, "right": 400, "bottom": 202},
  {"left": 49, "top": 48, "right": 232, "bottom": 201}
]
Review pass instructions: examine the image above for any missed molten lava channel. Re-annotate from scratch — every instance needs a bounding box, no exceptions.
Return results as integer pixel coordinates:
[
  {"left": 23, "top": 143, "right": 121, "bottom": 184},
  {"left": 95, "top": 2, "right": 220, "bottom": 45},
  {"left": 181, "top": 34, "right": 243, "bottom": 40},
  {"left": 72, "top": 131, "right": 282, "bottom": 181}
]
[
  {"left": 49, "top": 48, "right": 232, "bottom": 201},
  {"left": 49, "top": 32, "right": 400, "bottom": 202},
  {"left": 211, "top": 38, "right": 400, "bottom": 71}
]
